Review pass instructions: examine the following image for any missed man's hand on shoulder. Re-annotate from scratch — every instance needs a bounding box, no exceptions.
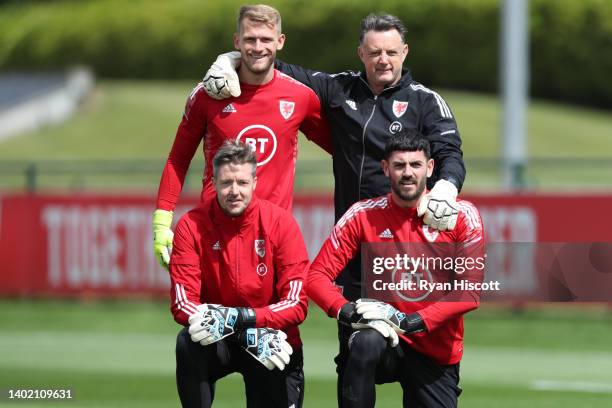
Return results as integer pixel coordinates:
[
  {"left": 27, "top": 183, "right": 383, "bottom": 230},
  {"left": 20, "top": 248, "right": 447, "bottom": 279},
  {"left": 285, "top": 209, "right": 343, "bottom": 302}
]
[
  {"left": 417, "top": 179, "right": 459, "bottom": 231},
  {"left": 202, "top": 51, "right": 242, "bottom": 100}
]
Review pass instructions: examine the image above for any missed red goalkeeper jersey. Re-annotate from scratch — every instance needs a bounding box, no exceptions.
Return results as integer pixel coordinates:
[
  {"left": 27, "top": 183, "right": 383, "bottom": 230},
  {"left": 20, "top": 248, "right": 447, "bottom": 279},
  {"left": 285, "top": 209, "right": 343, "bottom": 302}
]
[
  {"left": 308, "top": 194, "right": 485, "bottom": 364},
  {"left": 169, "top": 195, "right": 309, "bottom": 349},
  {"left": 156, "top": 70, "right": 332, "bottom": 212}
]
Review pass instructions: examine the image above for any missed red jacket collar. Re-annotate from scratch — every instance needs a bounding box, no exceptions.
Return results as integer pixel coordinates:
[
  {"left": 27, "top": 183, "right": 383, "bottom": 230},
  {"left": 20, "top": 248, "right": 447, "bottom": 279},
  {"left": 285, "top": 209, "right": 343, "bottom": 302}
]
[
  {"left": 387, "top": 192, "right": 421, "bottom": 217},
  {"left": 211, "top": 194, "right": 259, "bottom": 230}
]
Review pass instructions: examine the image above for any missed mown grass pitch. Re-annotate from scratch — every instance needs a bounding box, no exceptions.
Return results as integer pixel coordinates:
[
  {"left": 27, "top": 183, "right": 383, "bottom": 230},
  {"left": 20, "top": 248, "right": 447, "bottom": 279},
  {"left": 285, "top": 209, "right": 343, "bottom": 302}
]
[{"left": 1, "top": 300, "right": 611, "bottom": 407}]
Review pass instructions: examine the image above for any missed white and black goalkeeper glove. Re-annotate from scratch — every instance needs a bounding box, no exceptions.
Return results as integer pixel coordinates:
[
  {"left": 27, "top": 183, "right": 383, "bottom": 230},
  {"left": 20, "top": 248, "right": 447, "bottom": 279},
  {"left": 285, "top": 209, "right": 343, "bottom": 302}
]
[
  {"left": 417, "top": 179, "right": 459, "bottom": 231},
  {"left": 238, "top": 328, "right": 293, "bottom": 371},
  {"left": 337, "top": 302, "right": 399, "bottom": 347},
  {"left": 202, "top": 51, "right": 241, "bottom": 100},
  {"left": 355, "top": 299, "right": 425, "bottom": 335},
  {"left": 188, "top": 304, "right": 256, "bottom": 346}
]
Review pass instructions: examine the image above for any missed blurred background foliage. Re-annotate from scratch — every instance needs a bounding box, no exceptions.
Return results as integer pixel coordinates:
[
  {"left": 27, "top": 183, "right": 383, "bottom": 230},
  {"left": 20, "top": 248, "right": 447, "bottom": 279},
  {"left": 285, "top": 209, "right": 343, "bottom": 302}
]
[{"left": 1, "top": 0, "right": 611, "bottom": 107}]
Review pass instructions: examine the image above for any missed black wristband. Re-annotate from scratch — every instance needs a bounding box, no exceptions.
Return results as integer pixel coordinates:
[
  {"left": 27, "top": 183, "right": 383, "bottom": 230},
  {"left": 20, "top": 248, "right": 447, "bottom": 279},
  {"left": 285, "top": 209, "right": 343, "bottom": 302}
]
[
  {"left": 337, "top": 302, "right": 359, "bottom": 327},
  {"left": 444, "top": 177, "right": 461, "bottom": 192},
  {"left": 235, "top": 307, "right": 256, "bottom": 329},
  {"left": 399, "top": 313, "right": 425, "bottom": 334},
  {"left": 235, "top": 330, "right": 248, "bottom": 345}
]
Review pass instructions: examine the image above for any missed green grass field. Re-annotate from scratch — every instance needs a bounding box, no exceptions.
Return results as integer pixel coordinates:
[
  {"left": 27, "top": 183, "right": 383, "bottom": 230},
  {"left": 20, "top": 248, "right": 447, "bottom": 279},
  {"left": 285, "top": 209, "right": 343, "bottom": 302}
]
[
  {"left": 0, "top": 81, "right": 611, "bottom": 192},
  {"left": 1, "top": 300, "right": 611, "bottom": 407}
]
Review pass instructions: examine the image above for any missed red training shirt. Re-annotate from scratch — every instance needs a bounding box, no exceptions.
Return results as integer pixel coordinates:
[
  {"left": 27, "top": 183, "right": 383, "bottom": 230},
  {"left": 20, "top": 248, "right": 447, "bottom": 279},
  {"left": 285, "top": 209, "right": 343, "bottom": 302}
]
[
  {"left": 169, "top": 195, "right": 310, "bottom": 349},
  {"left": 308, "top": 194, "right": 485, "bottom": 364},
  {"left": 157, "top": 70, "right": 332, "bottom": 212}
]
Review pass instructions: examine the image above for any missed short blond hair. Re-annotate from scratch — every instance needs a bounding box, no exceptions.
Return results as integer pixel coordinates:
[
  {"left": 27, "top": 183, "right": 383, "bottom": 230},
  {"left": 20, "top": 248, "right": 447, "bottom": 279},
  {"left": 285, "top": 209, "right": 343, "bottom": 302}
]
[
  {"left": 237, "top": 4, "right": 282, "bottom": 34},
  {"left": 213, "top": 140, "right": 257, "bottom": 179}
]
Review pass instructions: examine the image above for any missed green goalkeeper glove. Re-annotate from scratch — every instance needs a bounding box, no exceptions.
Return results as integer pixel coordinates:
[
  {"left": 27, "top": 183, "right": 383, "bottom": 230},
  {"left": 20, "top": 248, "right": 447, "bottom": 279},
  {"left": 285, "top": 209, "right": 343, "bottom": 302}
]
[{"left": 152, "top": 209, "right": 174, "bottom": 269}]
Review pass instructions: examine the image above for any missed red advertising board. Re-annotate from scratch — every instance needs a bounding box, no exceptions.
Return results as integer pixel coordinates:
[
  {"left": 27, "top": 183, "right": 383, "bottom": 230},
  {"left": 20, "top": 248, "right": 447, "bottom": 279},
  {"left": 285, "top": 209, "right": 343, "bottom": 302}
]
[{"left": 1, "top": 192, "right": 611, "bottom": 297}]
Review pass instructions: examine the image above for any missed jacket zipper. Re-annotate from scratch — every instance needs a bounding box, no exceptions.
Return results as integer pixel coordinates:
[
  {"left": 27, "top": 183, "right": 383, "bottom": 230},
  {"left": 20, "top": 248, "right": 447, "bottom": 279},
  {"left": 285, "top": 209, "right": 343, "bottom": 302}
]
[
  {"left": 358, "top": 96, "right": 377, "bottom": 200},
  {"left": 356, "top": 74, "right": 403, "bottom": 200},
  {"left": 235, "top": 235, "right": 240, "bottom": 296}
]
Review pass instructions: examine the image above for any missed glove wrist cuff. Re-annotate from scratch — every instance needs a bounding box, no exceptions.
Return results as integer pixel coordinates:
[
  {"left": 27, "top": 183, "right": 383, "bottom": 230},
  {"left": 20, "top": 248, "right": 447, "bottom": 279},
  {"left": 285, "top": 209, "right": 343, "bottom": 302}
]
[
  {"left": 236, "top": 307, "right": 256, "bottom": 329},
  {"left": 152, "top": 209, "right": 174, "bottom": 228},
  {"left": 337, "top": 302, "right": 357, "bottom": 327},
  {"left": 434, "top": 179, "right": 459, "bottom": 200},
  {"left": 236, "top": 327, "right": 259, "bottom": 347},
  {"left": 443, "top": 177, "right": 461, "bottom": 192},
  {"left": 399, "top": 313, "right": 425, "bottom": 334},
  {"left": 235, "top": 329, "right": 249, "bottom": 345}
]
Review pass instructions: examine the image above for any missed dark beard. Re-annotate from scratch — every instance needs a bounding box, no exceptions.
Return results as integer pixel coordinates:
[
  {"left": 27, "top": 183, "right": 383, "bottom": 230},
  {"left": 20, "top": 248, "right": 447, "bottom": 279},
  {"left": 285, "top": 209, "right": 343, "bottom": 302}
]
[{"left": 391, "top": 176, "right": 426, "bottom": 202}]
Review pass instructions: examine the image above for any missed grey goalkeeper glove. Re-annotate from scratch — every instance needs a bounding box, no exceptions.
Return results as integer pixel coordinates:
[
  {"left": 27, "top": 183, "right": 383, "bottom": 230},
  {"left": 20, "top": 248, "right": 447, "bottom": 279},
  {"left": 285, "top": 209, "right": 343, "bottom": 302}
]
[
  {"left": 337, "top": 302, "right": 399, "bottom": 347},
  {"left": 202, "top": 51, "right": 241, "bottom": 99},
  {"left": 188, "top": 304, "right": 256, "bottom": 346},
  {"left": 417, "top": 179, "right": 459, "bottom": 231},
  {"left": 238, "top": 328, "right": 293, "bottom": 371},
  {"left": 355, "top": 299, "right": 425, "bottom": 335}
]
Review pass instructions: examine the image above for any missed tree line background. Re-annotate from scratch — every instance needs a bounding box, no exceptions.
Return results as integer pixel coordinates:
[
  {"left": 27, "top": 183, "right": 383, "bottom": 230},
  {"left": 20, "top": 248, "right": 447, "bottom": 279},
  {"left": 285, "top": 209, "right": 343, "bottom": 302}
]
[{"left": 1, "top": 0, "right": 611, "bottom": 108}]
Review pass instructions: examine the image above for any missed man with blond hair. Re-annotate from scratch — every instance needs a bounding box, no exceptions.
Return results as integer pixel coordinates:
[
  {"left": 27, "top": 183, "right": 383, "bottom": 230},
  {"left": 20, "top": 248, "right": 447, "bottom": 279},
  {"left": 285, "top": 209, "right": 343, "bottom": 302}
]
[{"left": 152, "top": 4, "right": 331, "bottom": 270}]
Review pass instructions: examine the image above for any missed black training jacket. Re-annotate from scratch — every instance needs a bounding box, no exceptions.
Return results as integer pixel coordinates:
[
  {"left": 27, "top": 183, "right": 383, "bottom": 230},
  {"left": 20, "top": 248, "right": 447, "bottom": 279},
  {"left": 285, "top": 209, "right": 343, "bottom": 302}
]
[
  {"left": 277, "top": 62, "right": 466, "bottom": 300},
  {"left": 277, "top": 61, "right": 465, "bottom": 221}
]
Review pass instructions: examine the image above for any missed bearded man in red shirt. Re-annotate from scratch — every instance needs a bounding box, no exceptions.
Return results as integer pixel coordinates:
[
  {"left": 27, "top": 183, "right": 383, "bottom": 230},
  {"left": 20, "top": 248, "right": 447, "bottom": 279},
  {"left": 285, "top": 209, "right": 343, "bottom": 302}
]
[{"left": 308, "top": 132, "right": 485, "bottom": 408}]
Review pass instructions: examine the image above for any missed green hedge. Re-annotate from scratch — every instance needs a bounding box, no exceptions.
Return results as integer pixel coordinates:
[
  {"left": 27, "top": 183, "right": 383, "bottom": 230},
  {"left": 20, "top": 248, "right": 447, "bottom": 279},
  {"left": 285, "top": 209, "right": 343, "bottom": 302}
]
[{"left": 1, "top": 0, "right": 611, "bottom": 107}]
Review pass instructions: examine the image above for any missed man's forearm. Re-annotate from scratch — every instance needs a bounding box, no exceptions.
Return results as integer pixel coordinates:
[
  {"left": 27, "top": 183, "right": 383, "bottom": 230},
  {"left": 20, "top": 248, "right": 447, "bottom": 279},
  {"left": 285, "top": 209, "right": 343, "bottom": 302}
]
[{"left": 307, "top": 269, "right": 348, "bottom": 318}]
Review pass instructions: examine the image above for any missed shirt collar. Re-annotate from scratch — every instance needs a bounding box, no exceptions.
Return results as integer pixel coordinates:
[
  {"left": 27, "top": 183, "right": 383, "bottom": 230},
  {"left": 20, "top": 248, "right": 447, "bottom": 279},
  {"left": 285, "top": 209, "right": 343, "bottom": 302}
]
[
  {"left": 239, "top": 69, "right": 278, "bottom": 93},
  {"left": 211, "top": 194, "right": 259, "bottom": 229},
  {"left": 386, "top": 192, "right": 421, "bottom": 217},
  {"left": 359, "top": 67, "right": 413, "bottom": 94}
]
